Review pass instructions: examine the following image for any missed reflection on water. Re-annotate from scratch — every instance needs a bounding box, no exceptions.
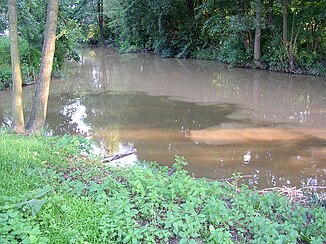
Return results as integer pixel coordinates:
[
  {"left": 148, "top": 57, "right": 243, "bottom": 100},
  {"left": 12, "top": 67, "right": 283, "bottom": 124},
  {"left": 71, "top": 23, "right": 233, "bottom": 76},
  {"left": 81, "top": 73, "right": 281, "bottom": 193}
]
[
  {"left": 0, "top": 47, "right": 325, "bottom": 188},
  {"left": 61, "top": 98, "right": 91, "bottom": 136}
]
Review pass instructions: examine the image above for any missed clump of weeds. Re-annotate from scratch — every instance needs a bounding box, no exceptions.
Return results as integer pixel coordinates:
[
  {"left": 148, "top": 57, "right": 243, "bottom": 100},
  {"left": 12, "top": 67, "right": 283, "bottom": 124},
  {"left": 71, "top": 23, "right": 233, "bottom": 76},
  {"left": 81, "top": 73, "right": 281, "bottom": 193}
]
[{"left": 0, "top": 132, "right": 325, "bottom": 243}]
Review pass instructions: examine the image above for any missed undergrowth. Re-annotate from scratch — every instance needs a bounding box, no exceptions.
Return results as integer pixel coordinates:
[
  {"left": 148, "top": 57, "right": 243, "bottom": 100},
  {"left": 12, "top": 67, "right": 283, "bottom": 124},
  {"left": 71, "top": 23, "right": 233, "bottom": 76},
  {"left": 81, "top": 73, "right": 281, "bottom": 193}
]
[{"left": 0, "top": 132, "right": 325, "bottom": 243}]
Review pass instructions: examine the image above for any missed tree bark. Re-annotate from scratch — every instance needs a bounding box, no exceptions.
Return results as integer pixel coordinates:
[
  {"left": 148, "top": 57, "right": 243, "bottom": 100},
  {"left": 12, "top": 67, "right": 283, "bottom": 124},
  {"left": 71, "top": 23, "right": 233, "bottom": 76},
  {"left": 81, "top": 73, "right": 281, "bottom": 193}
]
[
  {"left": 268, "top": 0, "right": 274, "bottom": 27},
  {"left": 98, "top": 0, "right": 105, "bottom": 45},
  {"left": 268, "top": 0, "right": 274, "bottom": 31},
  {"left": 254, "top": 0, "right": 262, "bottom": 68},
  {"left": 26, "top": 0, "right": 59, "bottom": 133},
  {"left": 282, "top": 0, "right": 287, "bottom": 47},
  {"left": 8, "top": 0, "right": 25, "bottom": 133},
  {"left": 188, "top": 0, "right": 195, "bottom": 18}
]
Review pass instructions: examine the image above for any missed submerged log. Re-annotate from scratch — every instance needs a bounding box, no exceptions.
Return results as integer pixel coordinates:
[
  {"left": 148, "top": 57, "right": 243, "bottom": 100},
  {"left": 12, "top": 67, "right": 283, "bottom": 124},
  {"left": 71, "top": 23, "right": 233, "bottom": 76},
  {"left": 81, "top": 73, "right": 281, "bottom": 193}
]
[
  {"left": 168, "top": 167, "right": 176, "bottom": 176},
  {"left": 103, "top": 149, "right": 137, "bottom": 163},
  {"left": 22, "top": 82, "right": 36, "bottom": 87}
]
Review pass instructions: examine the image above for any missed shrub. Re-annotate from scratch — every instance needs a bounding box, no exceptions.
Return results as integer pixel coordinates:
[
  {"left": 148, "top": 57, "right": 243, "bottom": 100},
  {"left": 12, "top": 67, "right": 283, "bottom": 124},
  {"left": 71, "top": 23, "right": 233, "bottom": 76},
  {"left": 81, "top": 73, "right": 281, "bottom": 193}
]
[
  {"left": 0, "top": 65, "right": 12, "bottom": 89},
  {"left": 218, "top": 38, "right": 249, "bottom": 66}
]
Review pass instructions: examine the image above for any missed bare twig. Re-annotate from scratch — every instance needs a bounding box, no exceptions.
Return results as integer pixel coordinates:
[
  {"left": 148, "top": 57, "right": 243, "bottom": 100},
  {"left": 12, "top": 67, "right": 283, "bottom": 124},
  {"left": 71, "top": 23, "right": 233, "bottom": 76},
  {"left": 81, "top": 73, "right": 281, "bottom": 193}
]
[
  {"left": 103, "top": 149, "right": 137, "bottom": 163},
  {"left": 258, "top": 185, "right": 325, "bottom": 204}
]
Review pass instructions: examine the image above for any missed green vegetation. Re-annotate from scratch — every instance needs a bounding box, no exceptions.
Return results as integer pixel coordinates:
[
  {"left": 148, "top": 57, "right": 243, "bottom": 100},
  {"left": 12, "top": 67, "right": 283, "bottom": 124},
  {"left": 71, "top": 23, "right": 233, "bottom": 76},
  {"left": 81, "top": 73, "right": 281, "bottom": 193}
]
[
  {"left": 0, "top": 0, "right": 80, "bottom": 89},
  {"left": 1, "top": 0, "right": 325, "bottom": 91},
  {"left": 1, "top": 132, "right": 325, "bottom": 243},
  {"left": 0, "top": 36, "right": 38, "bottom": 89},
  {"left": 102, "top": 0, "right": 325, "bottom": 75},
  {"left": 0, "top": 33, "right": 76, "bottom": 90}
]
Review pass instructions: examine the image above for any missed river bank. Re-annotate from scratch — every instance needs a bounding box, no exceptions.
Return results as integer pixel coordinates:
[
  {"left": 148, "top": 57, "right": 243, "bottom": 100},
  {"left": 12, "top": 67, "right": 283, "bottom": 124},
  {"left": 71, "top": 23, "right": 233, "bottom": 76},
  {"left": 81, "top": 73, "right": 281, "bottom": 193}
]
[
  {"left": 0, "top": 132, "right": 325, "bottom": 243},
  {"left": 113, "top": 45, "right": 326, "bottom": 77},
  {"left": 1, "top": 41, "right": 325, "bottom": 91},
  {"left": 1, "top": 47, "right": 326, "bottom": 189}
]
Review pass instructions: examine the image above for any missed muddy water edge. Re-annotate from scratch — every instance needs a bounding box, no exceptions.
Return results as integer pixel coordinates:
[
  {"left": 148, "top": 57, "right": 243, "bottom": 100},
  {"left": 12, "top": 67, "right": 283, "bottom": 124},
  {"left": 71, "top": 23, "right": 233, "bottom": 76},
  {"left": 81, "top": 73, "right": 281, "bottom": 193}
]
[{"left": 0, "top": 47, "right": 325, "bottom": 189}]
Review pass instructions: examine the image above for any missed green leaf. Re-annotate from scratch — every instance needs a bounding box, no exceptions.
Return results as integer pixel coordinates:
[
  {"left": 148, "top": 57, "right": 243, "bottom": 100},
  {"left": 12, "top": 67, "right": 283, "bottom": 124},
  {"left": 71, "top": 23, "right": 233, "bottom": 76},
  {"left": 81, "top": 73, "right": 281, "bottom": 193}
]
[
  {"left": 29, "top": 199, "right": 46, "bottom": 216},
  {"left": 34, "top": 185, "right": 51, "bottom": 199},
  {"left": 180, "top": 238, "right": 188, "bottom": 244},
  {"left": 209, "top": 225, "right": 215, "bottom": 232}
]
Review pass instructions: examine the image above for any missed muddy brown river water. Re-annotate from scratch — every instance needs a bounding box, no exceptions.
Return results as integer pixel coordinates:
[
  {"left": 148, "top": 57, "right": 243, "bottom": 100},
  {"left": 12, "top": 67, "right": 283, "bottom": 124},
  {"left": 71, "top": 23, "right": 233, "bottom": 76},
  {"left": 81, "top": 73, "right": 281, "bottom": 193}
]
[{"left": 1, "top": 47, "right": 325, "bottom": 188}]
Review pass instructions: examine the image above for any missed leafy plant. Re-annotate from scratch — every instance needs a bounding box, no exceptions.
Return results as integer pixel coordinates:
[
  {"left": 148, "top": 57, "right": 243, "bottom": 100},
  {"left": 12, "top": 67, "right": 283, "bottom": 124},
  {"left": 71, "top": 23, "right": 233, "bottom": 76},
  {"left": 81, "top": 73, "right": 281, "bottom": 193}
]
[{"left": 0, "top": 133, "right": 325, "bottom": 243}]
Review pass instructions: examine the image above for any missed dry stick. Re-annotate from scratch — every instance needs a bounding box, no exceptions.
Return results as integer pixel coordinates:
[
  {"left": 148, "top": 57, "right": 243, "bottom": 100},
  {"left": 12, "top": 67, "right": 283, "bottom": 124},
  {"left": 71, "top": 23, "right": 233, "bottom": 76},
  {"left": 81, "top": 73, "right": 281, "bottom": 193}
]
[
  {"left": 258, "top": 185, "right": 326, "bottom": 204},
  {"left": 102, "top": 149, "right": 137, "bottom": 163},
  {"left": 218, "top": 175, "right": 253, "bottom": 182},
  {"left": 192, "top": 175, "right": 253, "bottom": 183},
  {"left": 302, "top": 186, "right": 326, "bottom": 190}
]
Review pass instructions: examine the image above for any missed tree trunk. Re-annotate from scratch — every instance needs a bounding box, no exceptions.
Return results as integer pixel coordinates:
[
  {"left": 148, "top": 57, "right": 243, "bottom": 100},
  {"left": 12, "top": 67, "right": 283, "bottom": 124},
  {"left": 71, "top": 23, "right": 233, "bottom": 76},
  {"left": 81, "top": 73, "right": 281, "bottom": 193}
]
[
  {"left": 282, "top": 0, "right": 287, "bottom": 47},
  {"left": 26, "top": 0, "right": 59, "bottom": 133},
  {"left": 268, "top": 0, "right": 274, "bottom": 34},
  {"left": 98, "top": 0, "right": 105, "bottom": 45},
  {"left": 254, "top": 0, "right": 262, "bottom": 68},
  {"left": 8, "top": 0, "right": 25, "bottom": 133},
  {"left": 188, "top": 0, "right": 195, "bottom": 18}
]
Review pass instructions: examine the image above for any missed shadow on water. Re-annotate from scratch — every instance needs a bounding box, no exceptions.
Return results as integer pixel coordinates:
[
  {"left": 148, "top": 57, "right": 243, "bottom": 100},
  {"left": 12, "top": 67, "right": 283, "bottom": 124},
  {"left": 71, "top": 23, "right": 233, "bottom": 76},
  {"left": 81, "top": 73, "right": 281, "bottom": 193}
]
[{"left": 0, "top": 47, "right": 325, "bottom": 188}]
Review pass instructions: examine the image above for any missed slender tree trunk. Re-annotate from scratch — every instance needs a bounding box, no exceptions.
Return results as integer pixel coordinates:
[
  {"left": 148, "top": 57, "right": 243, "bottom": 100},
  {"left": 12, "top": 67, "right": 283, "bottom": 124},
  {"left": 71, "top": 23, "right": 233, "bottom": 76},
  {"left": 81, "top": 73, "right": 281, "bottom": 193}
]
[
  {"left": 188, "top": 0, "right": 195, "bottom": 18},
  {"left": 8, "top": 0, "right": 24, "bottom": 133},
  {"left": 268, "top": 0, "right": 273, "bottom": 23},
  {"left": 254, "top": 0, "right": 262, "bottom": 68},
  {"left": 98, "top": 0, "right": 105, "bottom": 45},
  {"left": 238, "top": 0, "right": 249, "bottom": 53},
  {"left": 268, "top": 0, "right": 274, "bottom": 34},
  {"left": 26, "top": 0, "right": 59, "bottom": 133},
  {"left": 248, "top": 30, "right": 253, "bottom": 49},
  {"left": 282, "top": 0, "right": 287, "bottom": 47}
]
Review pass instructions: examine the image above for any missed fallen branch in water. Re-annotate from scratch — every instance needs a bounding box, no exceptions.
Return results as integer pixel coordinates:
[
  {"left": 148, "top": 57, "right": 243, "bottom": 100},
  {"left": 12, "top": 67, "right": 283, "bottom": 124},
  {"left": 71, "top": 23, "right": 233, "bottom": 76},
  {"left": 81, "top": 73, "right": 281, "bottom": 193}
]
[
  {"left": 218, "top": 175, "right": 253, "bottom": 182},
  {"left": 302, "top": 186, "right": 326, "bottom": 190},
  {"left": 103, "top": 149, "right": 137, "bottom": 163},
  {"left": 23, "top": 82, "right": 35, "bottom": 86},
  {"left": 191, "top": 175, "right": 252, "bottom": 185}
]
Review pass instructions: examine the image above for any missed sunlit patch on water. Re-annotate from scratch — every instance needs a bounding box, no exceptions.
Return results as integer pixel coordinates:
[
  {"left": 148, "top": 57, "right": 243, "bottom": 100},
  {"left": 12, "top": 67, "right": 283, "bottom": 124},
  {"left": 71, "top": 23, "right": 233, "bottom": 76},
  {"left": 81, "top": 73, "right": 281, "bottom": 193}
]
[
  {"left": 189, "top": 127, "right": 306, "bottom": 145},
  {"left": 243, "top": 151, "right": 251, "bottom": 164}
]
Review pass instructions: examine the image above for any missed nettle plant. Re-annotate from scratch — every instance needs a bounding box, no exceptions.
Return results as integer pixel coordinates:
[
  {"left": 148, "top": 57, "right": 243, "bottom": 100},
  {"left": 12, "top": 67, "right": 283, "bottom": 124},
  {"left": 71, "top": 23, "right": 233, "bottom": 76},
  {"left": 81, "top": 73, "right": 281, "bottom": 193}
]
[{"left": 0, "top": 133, "right": 325, "bottom": 243}]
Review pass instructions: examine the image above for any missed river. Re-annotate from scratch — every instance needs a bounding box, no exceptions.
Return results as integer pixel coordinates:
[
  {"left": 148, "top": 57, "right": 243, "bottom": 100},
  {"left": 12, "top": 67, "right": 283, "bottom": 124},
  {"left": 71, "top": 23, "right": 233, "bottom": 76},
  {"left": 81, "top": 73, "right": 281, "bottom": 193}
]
[{"left": 0, "top": 47, "right": 325, "bottom": 188}]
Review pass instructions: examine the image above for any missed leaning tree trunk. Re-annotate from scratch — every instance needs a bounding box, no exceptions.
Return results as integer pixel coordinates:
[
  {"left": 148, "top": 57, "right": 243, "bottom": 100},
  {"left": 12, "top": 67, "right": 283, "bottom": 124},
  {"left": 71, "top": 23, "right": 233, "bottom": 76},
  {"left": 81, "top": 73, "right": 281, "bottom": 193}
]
[
  {"left": 8, "top": 0, "right": 24, "bottom": 133},
  {"left": 254, "top": 0, "right": 262, "bottom": 68},
  {"left": 26, "top": 0, "right": 59, "bottom": 133}
]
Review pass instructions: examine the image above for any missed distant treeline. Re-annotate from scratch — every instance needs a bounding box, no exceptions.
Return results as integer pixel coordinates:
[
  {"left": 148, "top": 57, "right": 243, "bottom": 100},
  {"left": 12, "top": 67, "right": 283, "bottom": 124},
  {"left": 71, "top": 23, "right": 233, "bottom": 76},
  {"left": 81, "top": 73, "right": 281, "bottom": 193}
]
[
  {"left": 0, "top": 0, "right": 325, "bottom": 90},
  {"left": 101, "top": 0, "right": 325, "bottom": 75}
]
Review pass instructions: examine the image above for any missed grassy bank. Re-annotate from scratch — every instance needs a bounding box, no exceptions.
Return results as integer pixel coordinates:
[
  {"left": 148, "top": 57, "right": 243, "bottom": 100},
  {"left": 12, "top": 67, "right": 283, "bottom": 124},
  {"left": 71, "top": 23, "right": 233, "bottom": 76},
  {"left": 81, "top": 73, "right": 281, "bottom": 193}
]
[{"left": 0, "top": 132, "right": 325, "bottom": 243}]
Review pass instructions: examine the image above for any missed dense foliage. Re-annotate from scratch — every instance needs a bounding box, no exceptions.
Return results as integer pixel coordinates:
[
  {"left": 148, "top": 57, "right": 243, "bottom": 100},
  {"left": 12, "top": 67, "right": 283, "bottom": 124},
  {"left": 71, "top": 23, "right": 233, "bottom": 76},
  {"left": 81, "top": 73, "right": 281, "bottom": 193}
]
[
  {"left": 102, "top": 0, "right": 325, "bottom": 75},
  {"left": 0, "top": 132, "right": 325, "bottom": 243},
  {"left": 0, "top": 0, "right": 80, "bottom": 89},
  {"left": 0, "top": 0, "right": 325, "bottom": 90}
]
